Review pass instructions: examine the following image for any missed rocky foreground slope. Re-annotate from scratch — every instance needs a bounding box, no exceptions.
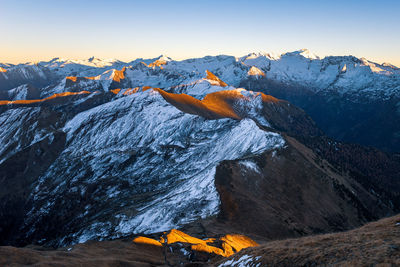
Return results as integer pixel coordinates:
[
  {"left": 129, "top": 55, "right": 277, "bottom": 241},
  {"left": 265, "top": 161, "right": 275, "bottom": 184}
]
[
  {"left": 1, "top": 213, "right": 399, "bottom": 266},
  {"left": 216, "top": 214, "right": 400, "bottom": 267}
]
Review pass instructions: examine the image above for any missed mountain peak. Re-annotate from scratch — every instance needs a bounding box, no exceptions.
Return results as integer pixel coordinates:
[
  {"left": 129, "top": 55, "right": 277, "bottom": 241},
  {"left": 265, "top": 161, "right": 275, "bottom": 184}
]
[
  {"left": 382, "top": 62, "right": 399, "bottom": 69},
  {"left": 156, "top": 54, "right": 172, "bottom": 61},
  {"left": 248, "top": 66, "right": 266, "bottom": 77},
  {"left": 283, "top": 49, "right": 319, "bottom": 60},
  {"left": 146, "top": 55, "right": 172, "bottom": 68}
]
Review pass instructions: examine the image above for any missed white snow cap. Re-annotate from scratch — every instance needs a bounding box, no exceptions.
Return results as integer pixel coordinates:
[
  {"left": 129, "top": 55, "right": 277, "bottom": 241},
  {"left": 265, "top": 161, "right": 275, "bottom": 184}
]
[{"left": 283, "top": 49, "right": 320, "bottom": 59}]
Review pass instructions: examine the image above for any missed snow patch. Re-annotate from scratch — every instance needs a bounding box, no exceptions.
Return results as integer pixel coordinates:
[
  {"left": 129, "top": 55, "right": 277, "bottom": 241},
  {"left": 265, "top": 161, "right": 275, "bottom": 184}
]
[
  {"left": 219, "top": 254, "right": 261, "bottom": 267},
  {"left": 239, "top": 160, "right": 261, "bottom": 174}
]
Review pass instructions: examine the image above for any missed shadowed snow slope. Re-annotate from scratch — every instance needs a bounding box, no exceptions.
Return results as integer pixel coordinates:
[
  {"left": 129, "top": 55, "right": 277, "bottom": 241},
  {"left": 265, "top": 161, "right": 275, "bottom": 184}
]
[{"left": 19, "top": 89, "right": 284, "bottom": 246}]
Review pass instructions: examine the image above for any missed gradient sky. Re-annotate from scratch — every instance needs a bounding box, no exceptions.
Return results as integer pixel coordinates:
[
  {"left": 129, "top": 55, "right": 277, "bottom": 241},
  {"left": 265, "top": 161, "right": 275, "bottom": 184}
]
[{"left": 1, "top": 0, "right": 399, "bottom": 66}]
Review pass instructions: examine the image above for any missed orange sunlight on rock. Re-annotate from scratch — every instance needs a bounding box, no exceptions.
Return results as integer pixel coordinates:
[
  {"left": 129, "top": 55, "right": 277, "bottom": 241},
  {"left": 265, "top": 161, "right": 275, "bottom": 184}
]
[
  {"left": 0, "top": 67, "right": 7, "bottom": 73},
  {"left": 248, "top": 66, "right": 266, "bottom": 77},
  {"left": 112, "top": 67, "right": 126, "bottom": 83},
  {"left": 0, "top": 91, "right": 91, "bottom": 106},
  {"left": 205, "top": 70, "right": 228, "bottom": 87},
  {"left": 142, "top": 86, "right": 155, "bottom": 91},
  {"left": 110, "top": 88, "right": 121, "bottom": 95},
  {"left": 66, "top": 76, "right": 78, "bottom": 82},
  {"left": 160, "top": 229, "right": 215, "bottom": 245},
  {"left": 123, "top": 87, "right": 140, "bottom": 95},
  {"left": 147, "top": 59, "right": 168, "bottom": 69},
  {"left": 133, "top": 229, "right": 258, "bottom": 257},
  {"left": 132, "top": 236, "right": 162, "bottom": 247}
]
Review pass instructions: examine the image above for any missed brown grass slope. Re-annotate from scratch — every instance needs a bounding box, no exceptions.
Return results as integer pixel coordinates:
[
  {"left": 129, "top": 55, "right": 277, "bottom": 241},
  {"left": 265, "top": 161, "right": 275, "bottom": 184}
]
[{"left": 215, "top": 214, "right": 400, "bottom": 266}]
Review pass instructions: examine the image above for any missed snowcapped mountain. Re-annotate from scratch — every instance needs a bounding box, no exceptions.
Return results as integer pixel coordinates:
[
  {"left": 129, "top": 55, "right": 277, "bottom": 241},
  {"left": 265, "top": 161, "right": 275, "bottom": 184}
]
[
  {"left": 0, "top": 51, "right": 399, "bottom": 253},
  {"left": 0, "top": 64, "right": 57, "bottom": 91},
  {"left": 1, "top": 50, "right": 399, "bottom": 151},
  {"left": 0, "top": 83, "right": 397, "bottom": 250},
  {"left": 19, "top": 88, "right": 283, "bottom": 246},
  {"left": 38, "top": 57, "right": 128, "bottom": 77},
  {"left": 2, "top": 49, "right": 398, "bottom": 100},
  {"left": 241, "top": 49, "right": 400, "bottom": 99},
  {"left": 0, "top": 82, "right": 291, "bottom": 246}
]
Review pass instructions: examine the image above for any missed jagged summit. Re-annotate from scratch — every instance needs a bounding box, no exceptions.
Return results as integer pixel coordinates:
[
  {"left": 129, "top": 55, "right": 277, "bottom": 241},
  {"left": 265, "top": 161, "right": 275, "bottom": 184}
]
[
  {"left": 242, "top": 52, "right": 280, "bottom": 61},
  {"left": 247, "top": 66, "right": 266, "bottom": 77},
  {"left": 155, "top": 54, "right": 172, "bottom": 62},
  {"left": 146, "top": 55, "right": 171, "bottom": 68},
  {"left": 282, "top": 48, "right": 320, "bottom": 59},
  {"left": 382, "top": 62, "right": 399, "bottom": 69}
]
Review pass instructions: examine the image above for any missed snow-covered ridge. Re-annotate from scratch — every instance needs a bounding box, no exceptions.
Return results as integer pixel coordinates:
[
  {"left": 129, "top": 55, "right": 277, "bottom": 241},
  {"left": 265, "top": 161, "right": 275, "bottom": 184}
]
[{"left": 14, "top": 88, "right": 284, "bottom": 246}]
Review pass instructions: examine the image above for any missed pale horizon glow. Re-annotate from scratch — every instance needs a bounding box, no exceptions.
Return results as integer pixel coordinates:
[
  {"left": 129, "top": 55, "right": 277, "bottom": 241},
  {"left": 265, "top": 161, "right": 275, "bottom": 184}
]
[{"left": 1, "top": 0, "right": 399, "bottom": 66}]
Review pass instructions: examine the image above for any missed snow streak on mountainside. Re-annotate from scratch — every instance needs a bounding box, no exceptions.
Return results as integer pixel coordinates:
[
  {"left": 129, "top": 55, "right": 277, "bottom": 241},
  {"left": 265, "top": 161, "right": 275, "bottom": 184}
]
[{"left": 9, "top": 89, "right": 284, "bottom": 246}]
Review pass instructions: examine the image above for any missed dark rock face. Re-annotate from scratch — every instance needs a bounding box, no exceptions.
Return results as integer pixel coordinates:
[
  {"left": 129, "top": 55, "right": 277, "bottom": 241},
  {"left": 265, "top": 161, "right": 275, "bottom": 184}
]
[
  {"left": 0, "top": 93, "right": 114, "bottom": 246},
  {"left": 0, "top": 131, "right": 66, "bottom": 246}
]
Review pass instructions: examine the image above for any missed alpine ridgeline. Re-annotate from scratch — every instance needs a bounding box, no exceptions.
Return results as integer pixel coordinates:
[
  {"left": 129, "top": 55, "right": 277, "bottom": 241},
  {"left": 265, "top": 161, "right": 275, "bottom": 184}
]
[{"left": 0, "top": 52, "right": 399, "bottom": 256}]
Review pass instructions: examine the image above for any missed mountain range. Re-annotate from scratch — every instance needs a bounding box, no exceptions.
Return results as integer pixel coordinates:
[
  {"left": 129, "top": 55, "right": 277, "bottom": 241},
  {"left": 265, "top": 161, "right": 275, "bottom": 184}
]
[
  {"left": 1, "top": 49, "right": 399, "bottom": 152},
  {"left": 0, "top": 50, "right": 399, "bottom": 265}
]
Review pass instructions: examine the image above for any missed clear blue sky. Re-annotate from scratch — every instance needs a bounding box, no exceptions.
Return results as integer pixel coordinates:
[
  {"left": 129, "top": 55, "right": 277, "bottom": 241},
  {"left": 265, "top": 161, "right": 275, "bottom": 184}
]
[{"left": 1, "top": 0, "right": 399, "bottom": 66}]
